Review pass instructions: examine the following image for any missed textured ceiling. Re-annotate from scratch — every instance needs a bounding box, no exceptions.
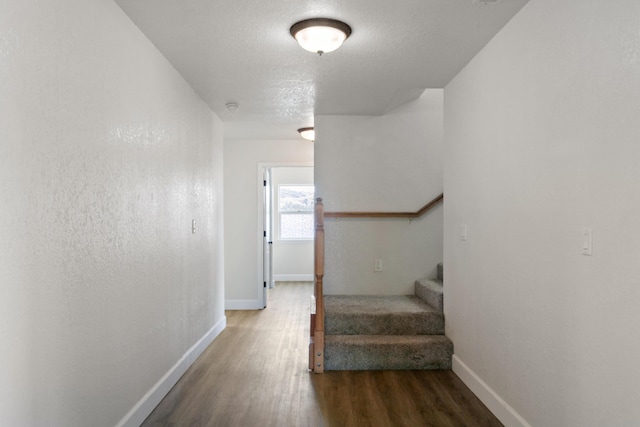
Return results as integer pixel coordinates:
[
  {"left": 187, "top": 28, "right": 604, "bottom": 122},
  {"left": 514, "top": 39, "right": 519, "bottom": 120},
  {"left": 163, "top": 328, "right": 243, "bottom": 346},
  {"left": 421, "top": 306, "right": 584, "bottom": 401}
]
[{"left": 113, "top": 0, "right": 529, "bottom": 140}]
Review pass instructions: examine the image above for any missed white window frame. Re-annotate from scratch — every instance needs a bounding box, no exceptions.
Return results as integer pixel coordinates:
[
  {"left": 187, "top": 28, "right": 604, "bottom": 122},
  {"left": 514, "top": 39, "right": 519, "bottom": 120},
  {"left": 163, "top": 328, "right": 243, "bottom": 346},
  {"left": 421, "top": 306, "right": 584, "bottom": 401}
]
[{"left": 277, "top": 184, "right": 314, "bottom": 241}]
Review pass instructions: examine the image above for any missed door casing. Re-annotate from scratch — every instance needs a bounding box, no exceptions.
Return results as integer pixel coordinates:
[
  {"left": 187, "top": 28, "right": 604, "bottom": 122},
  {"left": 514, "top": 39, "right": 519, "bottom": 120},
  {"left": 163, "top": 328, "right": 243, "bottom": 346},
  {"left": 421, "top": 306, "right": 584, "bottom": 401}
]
[{"left": 256, "top": 162, "right": 313, "bottom": 308}]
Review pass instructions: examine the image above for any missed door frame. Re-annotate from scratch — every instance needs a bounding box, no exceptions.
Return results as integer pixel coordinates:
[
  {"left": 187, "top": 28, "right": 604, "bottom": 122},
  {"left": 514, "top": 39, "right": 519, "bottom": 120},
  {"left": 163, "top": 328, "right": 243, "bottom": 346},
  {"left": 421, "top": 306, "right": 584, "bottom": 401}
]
[{"left": 256, "top": 162, "right": 313, "bottom": 308}]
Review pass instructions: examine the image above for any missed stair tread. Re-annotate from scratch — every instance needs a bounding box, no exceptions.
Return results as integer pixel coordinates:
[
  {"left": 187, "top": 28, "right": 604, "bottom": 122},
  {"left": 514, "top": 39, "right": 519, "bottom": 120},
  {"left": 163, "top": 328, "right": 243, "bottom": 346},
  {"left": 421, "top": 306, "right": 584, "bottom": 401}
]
[
  {"left": 326, "top": 334, "right": 452, "bottom": 344},
  {"left": 416, "top": 278, "right": 443, "bottom": 290},
  {"left": 325, "top": 295, "right": 439, "bottom": 314}
]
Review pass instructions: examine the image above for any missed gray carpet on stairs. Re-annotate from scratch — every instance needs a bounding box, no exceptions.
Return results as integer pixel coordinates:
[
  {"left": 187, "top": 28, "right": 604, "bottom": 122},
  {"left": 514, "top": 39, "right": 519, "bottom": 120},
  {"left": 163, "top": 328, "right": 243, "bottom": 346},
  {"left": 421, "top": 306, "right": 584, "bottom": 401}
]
[
  {"left": 323, "top": 292, "right": 453, "bottom": 371},
  {"left": 325, "top": 295, "right": 444, "bottom": 335},
  {"left": 415, "top": 279, "right": 443, "bottom": 312},
  {"left": 325, "top": 335, "right": 453, "bottom": 370}
]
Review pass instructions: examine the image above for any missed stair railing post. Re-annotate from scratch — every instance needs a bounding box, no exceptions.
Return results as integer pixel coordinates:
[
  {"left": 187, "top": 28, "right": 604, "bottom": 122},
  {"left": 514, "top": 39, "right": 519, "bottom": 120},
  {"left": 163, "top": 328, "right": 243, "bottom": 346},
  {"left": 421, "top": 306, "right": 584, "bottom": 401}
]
[{"left": 312, "top": 197, "right": 325, "bottom": 373}]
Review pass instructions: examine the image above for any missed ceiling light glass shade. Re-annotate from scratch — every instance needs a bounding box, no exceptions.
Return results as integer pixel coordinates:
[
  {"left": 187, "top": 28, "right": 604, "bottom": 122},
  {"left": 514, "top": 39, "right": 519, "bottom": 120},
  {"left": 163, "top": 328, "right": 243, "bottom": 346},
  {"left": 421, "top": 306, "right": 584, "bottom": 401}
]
[
  {"left": 298, "top": 127, "right": 315, "bottom": 141},
  {"left": 290, "top": 18, "right": 352, "bottom": 55}
]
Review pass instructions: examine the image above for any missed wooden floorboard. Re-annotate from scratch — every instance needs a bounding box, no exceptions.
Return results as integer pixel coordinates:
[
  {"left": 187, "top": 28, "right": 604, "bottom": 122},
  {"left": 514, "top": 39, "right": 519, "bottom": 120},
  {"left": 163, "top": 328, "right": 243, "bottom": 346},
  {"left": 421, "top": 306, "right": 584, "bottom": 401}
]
[{"left": 141, "top": 282, "right": 503, "bottom": 427}]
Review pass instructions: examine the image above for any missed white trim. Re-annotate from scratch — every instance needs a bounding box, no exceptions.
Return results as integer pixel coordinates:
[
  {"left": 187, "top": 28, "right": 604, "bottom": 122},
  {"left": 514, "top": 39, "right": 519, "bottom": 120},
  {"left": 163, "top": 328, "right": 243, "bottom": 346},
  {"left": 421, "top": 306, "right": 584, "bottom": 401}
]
[
  {"left": 225, "top": 299, "right": 264, "bottom": 310},
  {"left": 452, "top": 355, "right": 532, "bottom": 427},
  {"left": 116, "top": 316, "right": 227, "bottom": 427},
  {"left": 274, "top": 274, "right": 314, "bottom": 282}
]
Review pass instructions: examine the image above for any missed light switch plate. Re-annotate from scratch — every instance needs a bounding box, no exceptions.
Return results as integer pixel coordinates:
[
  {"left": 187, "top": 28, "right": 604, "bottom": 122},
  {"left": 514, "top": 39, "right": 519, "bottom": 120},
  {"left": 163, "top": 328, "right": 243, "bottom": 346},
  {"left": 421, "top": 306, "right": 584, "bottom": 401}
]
[{"left": 582, "top": 227, "right": 592, "bottom": 256}]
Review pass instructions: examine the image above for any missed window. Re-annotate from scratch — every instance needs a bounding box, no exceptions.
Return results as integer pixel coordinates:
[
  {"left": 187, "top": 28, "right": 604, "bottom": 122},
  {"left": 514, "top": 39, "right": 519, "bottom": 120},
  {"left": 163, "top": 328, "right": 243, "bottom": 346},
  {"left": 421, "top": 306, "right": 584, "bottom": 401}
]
[{"left": 278, "top": 185, "right": 314, "bottom": 240}]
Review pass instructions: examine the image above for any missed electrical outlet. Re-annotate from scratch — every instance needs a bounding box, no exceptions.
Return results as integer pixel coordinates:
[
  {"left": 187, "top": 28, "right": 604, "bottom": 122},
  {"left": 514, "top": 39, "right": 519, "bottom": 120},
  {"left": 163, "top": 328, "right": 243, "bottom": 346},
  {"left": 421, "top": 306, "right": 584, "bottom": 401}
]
[{"left": 374, "top": 259, "right": 383, "bottom": 272}]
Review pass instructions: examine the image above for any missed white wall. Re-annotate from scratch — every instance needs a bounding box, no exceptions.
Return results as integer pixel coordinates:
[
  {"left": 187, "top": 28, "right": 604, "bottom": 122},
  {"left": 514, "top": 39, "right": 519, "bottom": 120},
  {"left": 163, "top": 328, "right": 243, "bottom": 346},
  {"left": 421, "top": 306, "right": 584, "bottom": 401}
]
[
  {"left": 0, "top": 1, "right": 225, "bottom": 426},
  {"left": 272, "top": 167, "right": 314, "bottom": 281},
  {"left": 444, "top": 1, "right": 640, "bottom": 426},
  {"left": 224, "top": 140, "right": 313, "bottom": 308},
  {"left": 315, "top": 89, "right": 443, "bottom": 295}
]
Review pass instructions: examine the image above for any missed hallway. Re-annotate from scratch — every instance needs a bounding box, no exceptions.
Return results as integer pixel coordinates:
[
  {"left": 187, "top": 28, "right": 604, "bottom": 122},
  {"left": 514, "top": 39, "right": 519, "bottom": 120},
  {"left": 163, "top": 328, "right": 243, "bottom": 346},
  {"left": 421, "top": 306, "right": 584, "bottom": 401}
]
[{"left": 141, "top": 282, "right": 501, "bottom": 426}]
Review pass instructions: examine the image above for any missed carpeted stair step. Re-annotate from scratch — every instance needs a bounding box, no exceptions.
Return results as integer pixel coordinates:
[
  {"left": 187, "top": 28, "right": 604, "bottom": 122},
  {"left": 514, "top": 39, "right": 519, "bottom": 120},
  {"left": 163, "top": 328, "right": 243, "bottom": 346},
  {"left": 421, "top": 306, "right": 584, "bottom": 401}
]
[
  {"left": 414, "top": 279, "right": 443, "bottom": 312},
  {"left": 324, "top": 295, "right": 444, "bottom": 336},
  {"left": 325, "top": 334, "right": 453, "bottom": 370}
]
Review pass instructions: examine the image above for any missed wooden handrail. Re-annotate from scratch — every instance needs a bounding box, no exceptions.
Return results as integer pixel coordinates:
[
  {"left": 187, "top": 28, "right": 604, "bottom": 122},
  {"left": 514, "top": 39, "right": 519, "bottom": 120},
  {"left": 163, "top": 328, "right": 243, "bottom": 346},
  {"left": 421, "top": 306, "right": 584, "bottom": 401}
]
[
  {"left": 310, "top": 197, "right": 325, "bottom": 373},
  {"left": 324, "top": 193, "right": 443, "bottom": 219}
]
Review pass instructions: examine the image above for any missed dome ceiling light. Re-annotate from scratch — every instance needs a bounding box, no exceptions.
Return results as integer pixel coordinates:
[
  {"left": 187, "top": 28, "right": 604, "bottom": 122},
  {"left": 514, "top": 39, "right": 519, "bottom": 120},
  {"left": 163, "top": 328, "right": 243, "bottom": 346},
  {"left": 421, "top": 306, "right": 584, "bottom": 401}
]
[
  {"left": 298, "top": 127, "right": 315, "bottom": 141},
  {"left": 290, "top": 18, "right": 352, "bottom": 55}
]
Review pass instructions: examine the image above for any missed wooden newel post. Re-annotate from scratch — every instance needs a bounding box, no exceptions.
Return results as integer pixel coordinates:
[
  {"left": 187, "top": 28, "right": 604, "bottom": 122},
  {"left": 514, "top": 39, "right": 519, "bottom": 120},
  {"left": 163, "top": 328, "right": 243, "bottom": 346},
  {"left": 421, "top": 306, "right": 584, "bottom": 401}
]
[{"left": 311, "top": 197, "right": 325, "bottom": 373}]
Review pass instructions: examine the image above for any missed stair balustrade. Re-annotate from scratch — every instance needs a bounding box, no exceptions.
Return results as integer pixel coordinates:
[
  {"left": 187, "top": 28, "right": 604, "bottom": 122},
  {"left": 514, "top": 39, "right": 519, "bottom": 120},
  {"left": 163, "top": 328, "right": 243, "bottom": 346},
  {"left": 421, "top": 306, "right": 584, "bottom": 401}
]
[{"left": 310, "top": 193, "right": 444, "bottom": 373}]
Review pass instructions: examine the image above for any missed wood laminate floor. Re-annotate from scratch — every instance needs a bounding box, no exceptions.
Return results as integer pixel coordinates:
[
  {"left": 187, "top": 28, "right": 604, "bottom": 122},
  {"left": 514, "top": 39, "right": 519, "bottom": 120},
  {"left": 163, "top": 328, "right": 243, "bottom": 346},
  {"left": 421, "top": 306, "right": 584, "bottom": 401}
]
[{"left": 142, "top": 282, "right": 503, "bottom": 427}]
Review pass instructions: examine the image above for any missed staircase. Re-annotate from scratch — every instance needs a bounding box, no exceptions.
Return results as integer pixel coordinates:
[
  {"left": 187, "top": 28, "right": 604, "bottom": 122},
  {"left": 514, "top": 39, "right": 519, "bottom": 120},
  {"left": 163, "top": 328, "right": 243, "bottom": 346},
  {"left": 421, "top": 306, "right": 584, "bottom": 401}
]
[{"left": 323, "top": 263, "right": 452, "bottom": 370}]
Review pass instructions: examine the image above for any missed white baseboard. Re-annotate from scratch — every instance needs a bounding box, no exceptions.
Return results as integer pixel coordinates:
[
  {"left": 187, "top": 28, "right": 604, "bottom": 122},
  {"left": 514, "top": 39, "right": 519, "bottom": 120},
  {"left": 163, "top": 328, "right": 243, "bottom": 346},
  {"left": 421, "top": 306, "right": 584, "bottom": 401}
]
[
  {"left": 225, "top": 299, "right": 264, "bottom": 310},
  {"left": 452, "top": 355, "right": 532, "bottom": 427},
  {"left": 116, "top": 316, "right": 227, "bottom": 427},
  {"left": 273, "top": 274, "right": 314, "bottom": 282}
]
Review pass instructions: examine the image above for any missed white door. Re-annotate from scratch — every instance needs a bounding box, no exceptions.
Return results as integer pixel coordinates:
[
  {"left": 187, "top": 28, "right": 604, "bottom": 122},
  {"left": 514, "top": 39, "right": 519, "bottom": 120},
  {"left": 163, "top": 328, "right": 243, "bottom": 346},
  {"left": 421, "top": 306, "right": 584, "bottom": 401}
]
[{"left": 262, "top": 168, "right": 274, "bottom": 308}]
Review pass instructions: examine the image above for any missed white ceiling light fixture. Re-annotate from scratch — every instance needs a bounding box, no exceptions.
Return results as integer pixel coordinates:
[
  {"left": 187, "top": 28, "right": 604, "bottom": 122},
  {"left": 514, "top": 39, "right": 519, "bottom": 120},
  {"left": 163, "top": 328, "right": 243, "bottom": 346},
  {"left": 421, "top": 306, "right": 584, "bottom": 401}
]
[
  {"left": 290, "top": 18, "right": 352, "bottom": 56},
  {"left": 297, "top": 127, "right": 315, "bottom": 141}
]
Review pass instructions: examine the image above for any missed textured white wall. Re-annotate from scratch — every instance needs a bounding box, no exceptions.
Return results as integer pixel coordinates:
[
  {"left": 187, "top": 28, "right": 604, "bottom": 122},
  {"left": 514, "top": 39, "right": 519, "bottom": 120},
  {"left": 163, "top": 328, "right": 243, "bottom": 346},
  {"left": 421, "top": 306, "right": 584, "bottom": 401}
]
[
  {"left": 272, "top": 167, "right": 314, "bottom": 280},
  {"left": 224, "top": 140, "right": 313, "bottom": 308},
  {"left": 315, "top": 90, "right": 444, "bottom": 295},
  {"left": 444, "top": 1, "right": 640, "bottom": 426},
  {"left": 0, "top": 1, "right": 224, "bottom": 426}
]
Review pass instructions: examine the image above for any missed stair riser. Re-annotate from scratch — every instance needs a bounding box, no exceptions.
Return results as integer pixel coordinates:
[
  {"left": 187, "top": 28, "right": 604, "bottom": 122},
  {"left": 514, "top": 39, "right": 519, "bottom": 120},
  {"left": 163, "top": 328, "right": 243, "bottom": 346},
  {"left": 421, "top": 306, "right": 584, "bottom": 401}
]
[
  {"left": 325, "top": 341, "right": 453, "bottom": 370},
  {"left": 326, "top": 312, "right": 444, "bottom": 336}
]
